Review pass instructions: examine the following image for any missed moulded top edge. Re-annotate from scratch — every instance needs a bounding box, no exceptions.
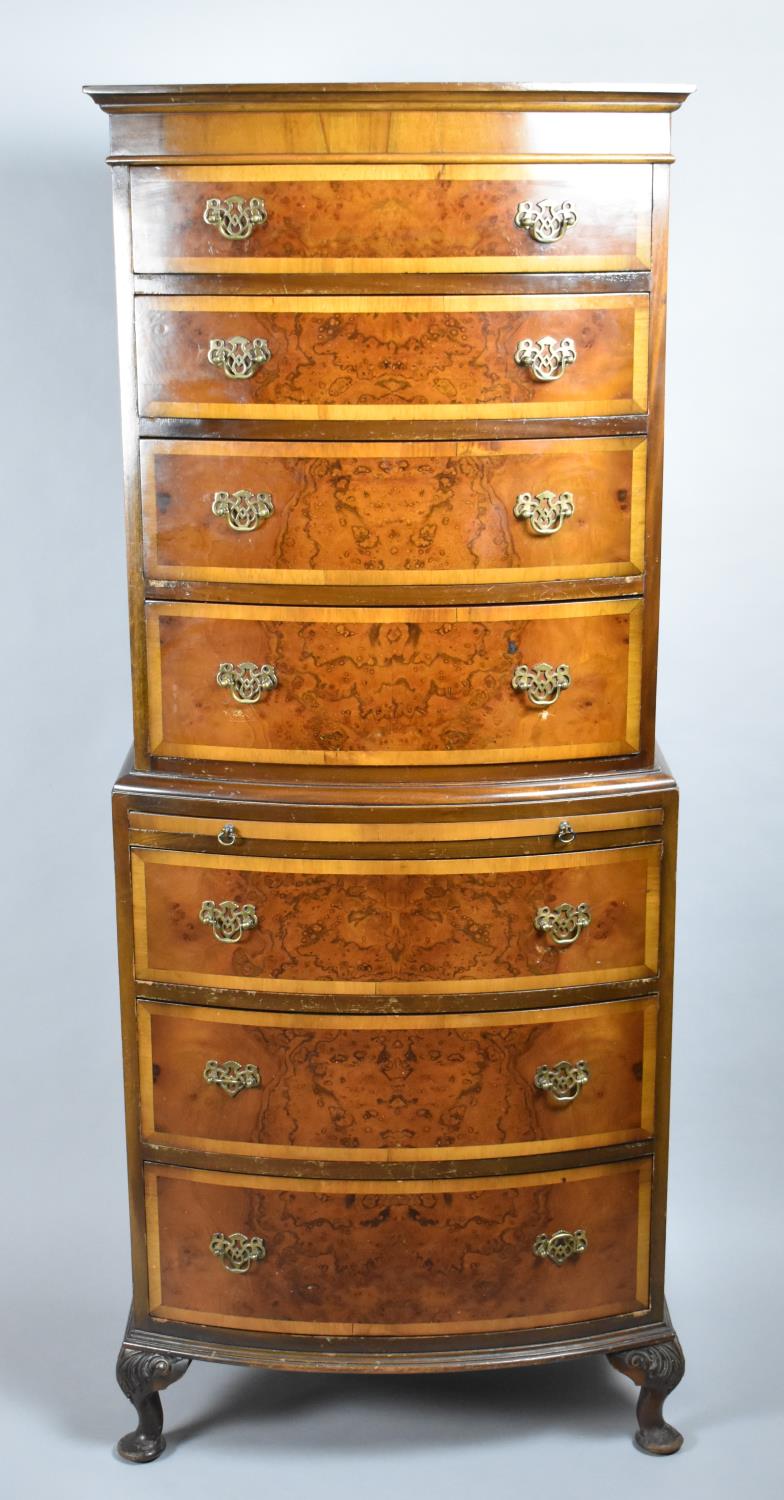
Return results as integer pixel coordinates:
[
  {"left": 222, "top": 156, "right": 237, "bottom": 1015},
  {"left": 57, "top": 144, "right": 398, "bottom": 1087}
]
[
  {"left": 83, "top": 81, "right": 695, "bottom": 113},
  {"left": 111, "top": 749, "right": 678, "bottom": 809}
]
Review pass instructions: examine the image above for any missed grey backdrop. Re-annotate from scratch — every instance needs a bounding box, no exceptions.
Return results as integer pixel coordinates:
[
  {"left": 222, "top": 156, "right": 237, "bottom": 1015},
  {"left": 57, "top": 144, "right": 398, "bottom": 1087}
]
[{"left": 1, "top": 3, "right": 781, "bottom": 1495}]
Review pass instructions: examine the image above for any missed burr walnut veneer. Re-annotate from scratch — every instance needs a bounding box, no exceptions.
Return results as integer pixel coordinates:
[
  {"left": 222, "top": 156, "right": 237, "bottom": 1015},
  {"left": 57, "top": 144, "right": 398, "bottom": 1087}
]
[{"left": 88, "top": 82, "right": 690, "bottom": 1463}]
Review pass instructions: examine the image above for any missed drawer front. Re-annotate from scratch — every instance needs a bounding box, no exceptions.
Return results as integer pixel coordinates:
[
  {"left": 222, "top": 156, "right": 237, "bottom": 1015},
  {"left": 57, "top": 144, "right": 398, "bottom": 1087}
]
[
  {"left": 142, "top": 436, "right": 646, "bottom": 587},
  {"left": 131, "top": 164, "right": 652, "bottom": 275},
  {"left": 138, "top": 996, "right": 658, "bottom": 1160},
  {"left": 145, "top": 1158, "right": 652, "bottom": 1334},
  {"left": 130, "top": 842, "right": 661, "bottom": 995},
  {"left": 145, "top": 599, "right": 643, "bottom": 765},
  {"left": 136, "top": 295, "right": 648, "bottom": 422}
]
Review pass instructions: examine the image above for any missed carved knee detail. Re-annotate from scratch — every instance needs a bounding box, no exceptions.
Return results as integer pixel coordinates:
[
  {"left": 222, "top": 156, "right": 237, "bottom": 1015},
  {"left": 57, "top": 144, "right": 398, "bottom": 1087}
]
[
  {"left": 116, "top": 1345, "right": 191, "bottom": 1463},
  {"left": 609, "top": 1334, "right": 685, "bottom": 1456}
]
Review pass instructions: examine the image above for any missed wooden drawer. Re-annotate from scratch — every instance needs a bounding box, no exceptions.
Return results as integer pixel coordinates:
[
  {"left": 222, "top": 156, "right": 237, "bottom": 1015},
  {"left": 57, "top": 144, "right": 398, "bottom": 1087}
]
[
  {"left": 141, "top": 436, "right": 646, "bottom": 587},
  {"left": 138, "top": 996, "right": 657, "bottom": 1161},
  {"left": 144, "top": 1158, "right": 652, "bottom": 1335},
  {"left": 135, "top": 294, "right": 648, "bottom": 423},
  {"left": 130, "top": 840, "right": 661, "bottom": 997},
  {"left": 130, "top": 164, "right": 652, "bottom": 275},
  {"left": 144, "top": 599, "right": 643, "bottom": 766}
]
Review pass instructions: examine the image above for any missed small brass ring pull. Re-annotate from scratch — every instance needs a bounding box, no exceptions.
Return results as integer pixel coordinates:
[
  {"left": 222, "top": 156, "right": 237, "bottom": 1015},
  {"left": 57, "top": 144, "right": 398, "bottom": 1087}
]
[
  {"left": 217, "top": 823, "right": 238, "bottom": 847},
  {"left": 210, "top": 1232, "right": 267, "bottom": 1273},
  {"left": 203, "top": 1060, "right": 261, "bottom": 1097},
  {"left": 212, "top": 490, "right": 274, "bottom": 532},
  {"left": 514, "top": 336, "right": 577, "bottom": 383},
  {"left": 216, "top": 661, "right": 278, "bottom": 704},
  {"left": 514, "top": 199, "right": 577, "bottom": 244},
  {"left": 514, "top": 490, "right": 575, "bottom": 535},
  {"left": 512, "top": 662, "right": 571, "bottom": 707},
  {"left": 534, "top": 1060, "right": 590, "bottom": 1103},
  {"left": 533, "top": 1229, "right": 587, "bottom": 1265},
  {"left": 199, "top": 899, "right": 258, "bottom": 944},
  {"left": 203, "top": 195, "right": 268, "bottom": 240},
  {"left": 556, "top": 820, "right": 575, "bottom": 844},
  {"left": 207, "top": 336, "right": 271, "bottom": 380},
  {"left": 535, "top": 901, "right": 592, "bottom": 947}
]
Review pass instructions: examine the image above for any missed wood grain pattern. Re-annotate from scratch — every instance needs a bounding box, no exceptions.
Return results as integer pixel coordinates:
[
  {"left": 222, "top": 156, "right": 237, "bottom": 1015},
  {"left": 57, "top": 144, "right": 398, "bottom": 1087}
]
[
  {"left": 138, "top": 996, "right": 658, "bottom": 1160},
  {"left": 130, "top": 842, "right": 662, "bottom": 995},
  {"left": 87, "top": 85, "right": 686, "bottom": 167},
  {"left": 135, "top": 295, "right": 649, "bottom": 422},
  {"left": 141, "top": 436, "right": 647, "bottom": 586},
  {"left": 130, "top": 164, "right": 652, "bottom": 274},
  {"left": 145, "top": 599, "right": 643, "bottom": 765},
  {"left": 145, "top": 1158, "right": 652, "bottom": 1334}
]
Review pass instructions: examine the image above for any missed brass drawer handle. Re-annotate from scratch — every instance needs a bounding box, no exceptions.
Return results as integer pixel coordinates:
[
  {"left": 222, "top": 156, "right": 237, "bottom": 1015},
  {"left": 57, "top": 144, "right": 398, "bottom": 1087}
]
[
  {"left": 217, "top": 661, "right": 278, "bottom": 704},
  {"left": 212, "top": 489, "right": 274, "bottom": 531},
  {"left": 199, "top": 899, "right": 258, "bottom": 944},
  {"left": 514, "top": 489, "right": 575, "bottom": 535},
  {"left": 534, "top": 1060, "right": 590, "bottom": 1103},
  {"left": 514, "top": 199, "right": 577, "bottom": 243},
  {"left": 556, "top": 820, "right": 575, "bottom": 844},
  {"left": 512, "top": 662, "right": 571, "bottom": 706},
  {"left": 535, "top": 901, "right": 592, "bottom": 947},
  {"left": 210, "top": 1232, "right": 267, "bottom": 1273},
  {"left": 208, "top": 335, "right": 271, "bottom": 380},
  {"left": 203, "top": 195, "right": 268, "bottom": 240},
  {"left": 515, "top": 336, "right": 577, "bottom": 382},
  {"left": 217, "top": 823, "right": 238, "bottom": 847},
  {"left": 203, "top": 1059, "right": 261, "bottom": 1097},
  {"left": 533, "top": 1229, "right": 587, "bottom": 1265}
]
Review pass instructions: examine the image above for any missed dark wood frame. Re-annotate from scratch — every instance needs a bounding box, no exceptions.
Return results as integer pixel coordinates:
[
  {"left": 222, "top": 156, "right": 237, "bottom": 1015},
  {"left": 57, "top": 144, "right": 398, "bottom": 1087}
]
[{"left": 119, "top": 1299, "right": 680, "bottom": 1376}]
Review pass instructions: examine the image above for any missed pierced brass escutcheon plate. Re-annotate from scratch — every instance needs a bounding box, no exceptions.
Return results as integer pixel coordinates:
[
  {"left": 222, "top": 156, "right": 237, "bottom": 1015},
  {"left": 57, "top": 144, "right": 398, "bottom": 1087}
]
[
  {"left": 216, "top": 661, "right": 278, "bottom": 704},
  {"left": 514, "top": 336, "right": 577, "bottom": 382},
  {"left": 207, "top": 335, "right": 271, "bottom": 379},
  {"left": 210, "top": 1232, "right": 267, "bottom": 1273},
  {"left": 513, "top": 489, "right": 575, "bottom": 535},
  {"left": 534, "top": 902, "right": 592, "bottom": 947},
  {"left": 203, "top": 195, "right": 268, "bottom": 240},
  {"left": 514, "top": 199, "right": 578, "bottom": 243},
  {"left": 533, "top": 1228, "right": 588, "bottom": 1265},
  {"left": 534, "top": 1060, "right": 590, "bottom": 1103},
  {"left": 199, "top": 899, "right": 258, "bottom": 944},
  {"left": 512, "top": 662, "right": 571, "bottom": 707},
  {"left": 212, "top": 489, "right": 274, "bottom": 531},
  {"left": 203, "top": 1060, "right": 261, "bottom": 1097}
]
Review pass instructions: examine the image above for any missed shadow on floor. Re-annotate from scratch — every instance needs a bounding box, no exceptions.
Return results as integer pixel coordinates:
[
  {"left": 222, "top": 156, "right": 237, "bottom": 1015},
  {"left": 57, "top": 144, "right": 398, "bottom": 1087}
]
[{"left": 162, "top": 1356, "right": 636, "bottom": 1458}]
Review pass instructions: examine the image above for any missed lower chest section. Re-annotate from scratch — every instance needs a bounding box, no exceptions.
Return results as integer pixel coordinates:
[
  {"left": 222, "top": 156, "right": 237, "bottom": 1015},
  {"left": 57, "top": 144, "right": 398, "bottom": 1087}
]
[{"left": 118, "top": 779, "right": 675, "bottom": 1347}]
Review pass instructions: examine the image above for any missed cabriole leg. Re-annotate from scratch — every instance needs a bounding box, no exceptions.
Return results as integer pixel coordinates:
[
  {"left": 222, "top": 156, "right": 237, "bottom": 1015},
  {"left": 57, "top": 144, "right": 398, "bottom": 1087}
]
[
  {"left": 115, "top": 1344, "right": 191, "bottom": 1462},
  {"left": 608, "top": 1333, "right": 685, "bottom": 1455}
]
